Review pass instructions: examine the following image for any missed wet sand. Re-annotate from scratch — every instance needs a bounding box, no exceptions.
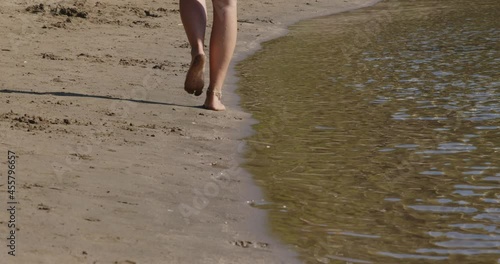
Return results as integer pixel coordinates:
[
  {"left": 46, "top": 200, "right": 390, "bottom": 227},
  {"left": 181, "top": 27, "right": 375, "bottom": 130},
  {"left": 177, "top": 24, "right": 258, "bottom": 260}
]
[{"left": 0, "top": 0, "right": 376, "bottom": 263}]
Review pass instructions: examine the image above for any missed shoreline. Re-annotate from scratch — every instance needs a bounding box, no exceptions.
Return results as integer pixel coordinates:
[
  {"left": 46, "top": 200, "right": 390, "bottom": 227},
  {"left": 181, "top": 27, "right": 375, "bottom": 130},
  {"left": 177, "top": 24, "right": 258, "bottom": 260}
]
[
  {"left": 226, "top": 1, "right": 382, "bottom": 263},
  {"left": 0, "top": 0, "right": 377, "bottom": 263}
]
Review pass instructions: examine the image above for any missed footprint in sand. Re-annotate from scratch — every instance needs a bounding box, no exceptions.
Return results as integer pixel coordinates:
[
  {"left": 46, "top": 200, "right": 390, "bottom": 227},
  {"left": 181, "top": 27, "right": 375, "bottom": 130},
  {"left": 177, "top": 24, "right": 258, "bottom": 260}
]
[{"left": 230, "top": 240, "right": 270, "bottom": 249}]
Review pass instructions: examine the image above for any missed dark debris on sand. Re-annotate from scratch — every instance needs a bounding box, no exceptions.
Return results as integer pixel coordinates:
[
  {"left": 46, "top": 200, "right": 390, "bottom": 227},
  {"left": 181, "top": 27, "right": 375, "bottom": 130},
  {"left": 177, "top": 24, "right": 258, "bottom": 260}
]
[
  {"left": 26, "top": 3, "right": 89, "bottom": 19},
  {"left": 26, "top": 4, "right": 45, "bottom": 14},
  {"left": 50, "top": 6, "right": 88, "bottom": 18}
]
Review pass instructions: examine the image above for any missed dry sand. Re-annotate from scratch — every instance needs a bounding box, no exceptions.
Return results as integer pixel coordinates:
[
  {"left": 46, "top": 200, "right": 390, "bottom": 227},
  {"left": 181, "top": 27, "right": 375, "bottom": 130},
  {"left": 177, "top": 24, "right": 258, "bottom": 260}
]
[{"left": 0, "top": 0, "right": 376, "bottom": 263}]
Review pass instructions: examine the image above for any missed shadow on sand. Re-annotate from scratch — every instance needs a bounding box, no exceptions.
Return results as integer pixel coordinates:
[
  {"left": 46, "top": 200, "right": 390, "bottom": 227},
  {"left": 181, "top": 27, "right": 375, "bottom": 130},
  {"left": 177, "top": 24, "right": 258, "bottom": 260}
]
[{"left": 0, "top": 89, "right": 203, "bottom": 109}]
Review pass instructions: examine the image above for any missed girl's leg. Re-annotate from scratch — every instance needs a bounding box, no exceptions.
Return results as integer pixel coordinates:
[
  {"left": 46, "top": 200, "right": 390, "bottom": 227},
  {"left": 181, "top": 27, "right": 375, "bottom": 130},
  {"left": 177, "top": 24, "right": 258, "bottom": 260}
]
[
  {"left": 180, "top": 0, "right": 207, "bottom": 96},
  {"left": 203, "top": 0, "right": 237, "bottom": 111}
]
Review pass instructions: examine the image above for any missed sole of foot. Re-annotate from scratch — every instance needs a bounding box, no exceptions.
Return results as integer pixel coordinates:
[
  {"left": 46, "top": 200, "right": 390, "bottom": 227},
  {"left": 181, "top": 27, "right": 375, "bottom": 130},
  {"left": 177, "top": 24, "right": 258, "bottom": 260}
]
[{"left": 184, "top": 54, "right": 205, "bottom": 96}]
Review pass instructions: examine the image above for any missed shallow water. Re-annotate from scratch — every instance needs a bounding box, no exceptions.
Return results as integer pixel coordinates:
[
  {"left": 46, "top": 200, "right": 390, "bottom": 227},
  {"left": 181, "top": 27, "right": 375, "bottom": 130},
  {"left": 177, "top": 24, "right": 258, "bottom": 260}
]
[{"left": 237, "top": 0, "right": 500, "bottom": 263}]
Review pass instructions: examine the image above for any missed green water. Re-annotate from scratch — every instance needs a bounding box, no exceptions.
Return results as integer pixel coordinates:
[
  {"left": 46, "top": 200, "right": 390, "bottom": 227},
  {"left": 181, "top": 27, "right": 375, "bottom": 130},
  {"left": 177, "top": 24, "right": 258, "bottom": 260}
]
[{"left": 237, "top": 0, "right": 500, "bottom": 263}]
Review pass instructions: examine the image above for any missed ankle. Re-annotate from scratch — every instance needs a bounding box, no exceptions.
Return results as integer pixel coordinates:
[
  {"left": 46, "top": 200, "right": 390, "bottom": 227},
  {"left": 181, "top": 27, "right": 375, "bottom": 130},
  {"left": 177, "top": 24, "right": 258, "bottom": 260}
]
[
  {"left": 191, "top": 48, "right": 205, "bottom": 58},
  {"left": 207, "top": 88, "right": 222, "bottom": 99}
]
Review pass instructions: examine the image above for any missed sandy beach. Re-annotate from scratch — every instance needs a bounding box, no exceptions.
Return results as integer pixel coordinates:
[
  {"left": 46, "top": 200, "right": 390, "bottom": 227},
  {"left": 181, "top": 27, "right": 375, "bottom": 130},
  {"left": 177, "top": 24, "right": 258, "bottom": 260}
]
[{"left": 0, "top": 0, "right": 376, "bottom": 263}]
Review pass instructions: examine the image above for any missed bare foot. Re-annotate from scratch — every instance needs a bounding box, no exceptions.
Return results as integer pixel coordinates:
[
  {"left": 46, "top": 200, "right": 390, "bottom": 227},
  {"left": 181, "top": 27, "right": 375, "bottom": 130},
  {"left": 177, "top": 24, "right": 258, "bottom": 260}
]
[
  {"left": 184, "top": 54, "right": 205, "bottom": 96},
  {"left": 203, "top": 90, "right": 226, "bottom": 111}
]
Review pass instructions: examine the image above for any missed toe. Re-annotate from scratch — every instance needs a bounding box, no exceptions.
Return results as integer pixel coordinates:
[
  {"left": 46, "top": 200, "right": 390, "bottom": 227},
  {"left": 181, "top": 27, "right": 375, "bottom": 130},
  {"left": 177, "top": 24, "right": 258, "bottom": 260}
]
[{"left": 194, "top": 90, "right": 203, "bottom": 96}]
